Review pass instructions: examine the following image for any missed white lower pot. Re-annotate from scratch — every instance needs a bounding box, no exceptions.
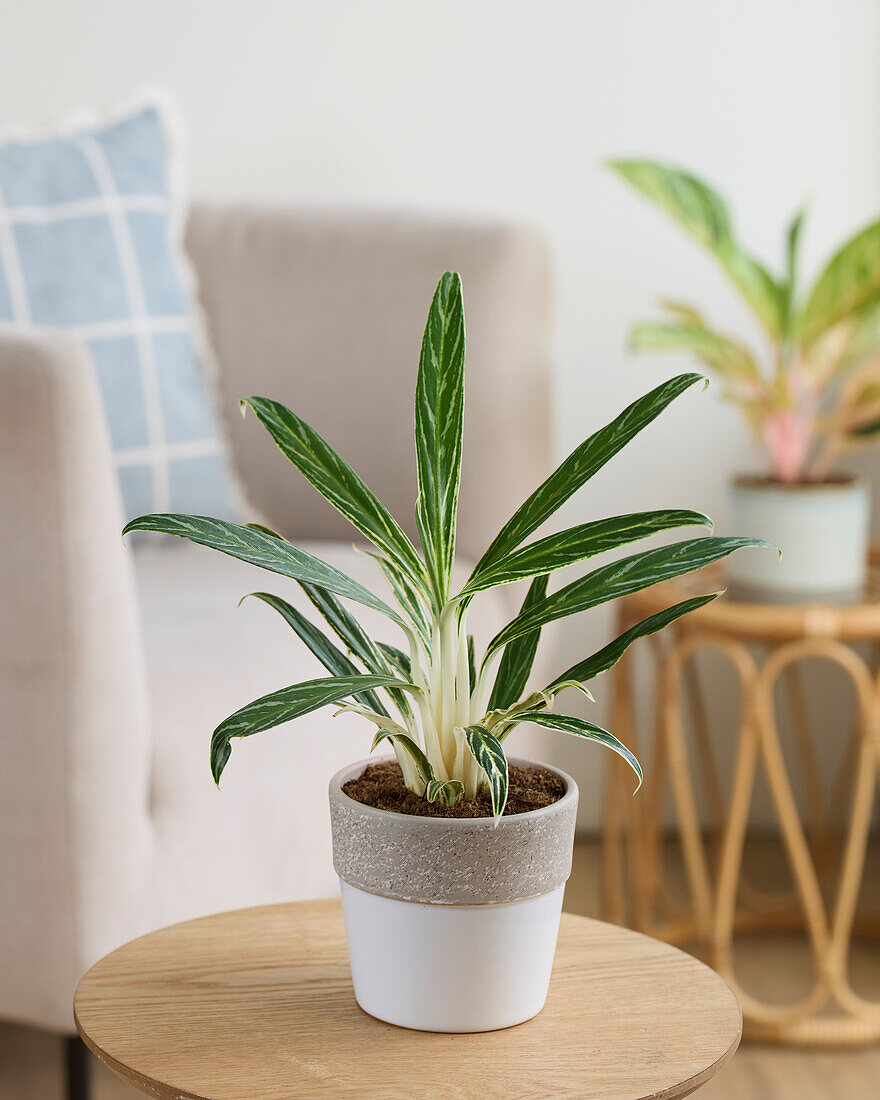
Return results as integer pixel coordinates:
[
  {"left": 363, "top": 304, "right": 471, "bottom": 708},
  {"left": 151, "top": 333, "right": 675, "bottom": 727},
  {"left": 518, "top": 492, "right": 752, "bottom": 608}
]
[
  {"left": 728, "top": 473, "right": 870, "bottom": 600},
  {"left": 329, "top": 756, "right": 578, "bottom": 1033}
]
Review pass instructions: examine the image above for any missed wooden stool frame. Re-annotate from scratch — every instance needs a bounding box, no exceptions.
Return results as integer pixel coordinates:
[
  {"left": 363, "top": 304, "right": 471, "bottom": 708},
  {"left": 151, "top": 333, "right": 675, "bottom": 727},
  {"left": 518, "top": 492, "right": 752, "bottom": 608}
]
[{"left": 603, "top": 554, "right": 880, "bottom": 1046}]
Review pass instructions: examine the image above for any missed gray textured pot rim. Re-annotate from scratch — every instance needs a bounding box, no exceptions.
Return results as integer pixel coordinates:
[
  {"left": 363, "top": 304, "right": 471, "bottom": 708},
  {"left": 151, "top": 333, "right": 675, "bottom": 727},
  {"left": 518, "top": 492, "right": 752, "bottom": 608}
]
[
  {"left": 330, "top": 754, "right": 578, "bottom": 827},
  {"left": 731, "top": 471, "right": 867, "bottom": 494}
]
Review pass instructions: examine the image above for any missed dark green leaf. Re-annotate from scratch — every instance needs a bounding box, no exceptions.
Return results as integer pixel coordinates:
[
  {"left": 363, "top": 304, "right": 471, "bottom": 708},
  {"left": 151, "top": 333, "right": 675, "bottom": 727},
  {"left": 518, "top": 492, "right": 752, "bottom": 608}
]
[
  {"left": 461, "top": 724, "right": 508, "bottom": 821},
  {"left": 425, "top": 778, "right": 464, "bottom": 806},
  {"left": 470, "top": 373, "right": 706, "bottom": 579},
  {"left": 462, "top": 509, "right": 712, "bottom": 595},
  {"left": 547, "top": 592, "right": 721, "bottom": 690},
  {"left": 488, "top": 574, "right": 549, "bottom": 711},
  {"left": 210, "top": 674, "right": 406, "bottom": 783},
  {"left": 509, "top": 711, "right": 642, "bottom": 789},
  {"left": 244, "top": 591, "right": 389, "bottom": 715},
  {"left": 122, "top": 514, "right": 403, "bottom": 625},
  {"left": 415, "top": 272, "right": 466, "bottom": 608},
  {"left": 487, "top": 536, "right": 773, "bottom": 657},
  {"left": 299, "top": 581, "right": 413, "bottom": 722},
  {"left": 242, "top": 396, "right": 428, "bottom": 595},
  {"left": 363, "top": 550, "right": 432, "bottom": 648},
  {"left": 372, "top": 728, "right": 435, "bottom": 788}
]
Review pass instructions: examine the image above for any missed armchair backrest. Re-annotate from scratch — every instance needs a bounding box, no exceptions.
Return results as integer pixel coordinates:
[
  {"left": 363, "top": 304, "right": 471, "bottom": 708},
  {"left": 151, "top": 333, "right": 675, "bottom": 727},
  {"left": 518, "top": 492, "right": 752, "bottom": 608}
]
[{"left": 186, "top": 205, "right": 552, "bottom": 563}]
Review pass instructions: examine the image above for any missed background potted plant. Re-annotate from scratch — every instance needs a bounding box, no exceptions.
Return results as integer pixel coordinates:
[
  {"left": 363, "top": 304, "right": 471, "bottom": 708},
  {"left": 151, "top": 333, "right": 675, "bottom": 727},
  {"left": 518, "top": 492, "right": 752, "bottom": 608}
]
[
  {"left": 611, "top": 159, "right": 880, "bottom": 599},
  {"left": 124, "top": 272, "right": 766, "bottom": 1032}
]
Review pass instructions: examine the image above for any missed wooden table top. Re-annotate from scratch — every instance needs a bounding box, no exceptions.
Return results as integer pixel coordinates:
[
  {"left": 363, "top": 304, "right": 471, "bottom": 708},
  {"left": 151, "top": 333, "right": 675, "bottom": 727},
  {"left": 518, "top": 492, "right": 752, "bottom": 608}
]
[{"left": 74, "top": 899, "right": 741, "bottom": 1100}]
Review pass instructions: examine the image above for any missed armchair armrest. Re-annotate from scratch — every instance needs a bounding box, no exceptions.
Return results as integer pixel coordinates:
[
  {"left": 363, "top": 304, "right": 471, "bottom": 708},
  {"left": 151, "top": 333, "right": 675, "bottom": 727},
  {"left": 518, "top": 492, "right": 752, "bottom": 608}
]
[
  {"left": 186, "top": 204, "right": 552, "bottom": 562},
  {"left": 0, "top": 330, "right": 151, "bottom": 1031}
]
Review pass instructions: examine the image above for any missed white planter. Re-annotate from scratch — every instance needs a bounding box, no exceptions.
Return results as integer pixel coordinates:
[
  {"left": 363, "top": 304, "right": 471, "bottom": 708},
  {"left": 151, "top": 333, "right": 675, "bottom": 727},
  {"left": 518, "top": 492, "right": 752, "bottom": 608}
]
[
  {"left": 329, "top": 756, "right": 578, "bottom": 1033},
  {"left": 340, "top": 881, "right": 565, "bottom": 1032},
  {"left": 728, "top": 474, "right": 870, "bottom": 600}
]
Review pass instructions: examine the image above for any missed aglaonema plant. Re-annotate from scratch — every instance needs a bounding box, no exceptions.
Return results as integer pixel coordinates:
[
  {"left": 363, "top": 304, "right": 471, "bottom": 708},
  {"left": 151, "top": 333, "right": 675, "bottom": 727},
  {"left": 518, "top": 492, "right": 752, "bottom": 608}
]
[
  {"left": 610, "top": 159, "right": 880, "bottom": 483},
  {"left": 123, "top": 272, "right": 769, "bottom": 821}
]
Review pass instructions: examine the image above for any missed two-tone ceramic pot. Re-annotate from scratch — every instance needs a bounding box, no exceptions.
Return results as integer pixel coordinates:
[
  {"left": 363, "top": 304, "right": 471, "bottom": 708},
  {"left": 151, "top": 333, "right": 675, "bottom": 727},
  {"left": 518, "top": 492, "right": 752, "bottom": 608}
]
[
  {"left": 728, "top": 473, "right": 870, "bottom": 600},
  {"left": 329, "top": 756, "right": 578, "bottom": 1033}
]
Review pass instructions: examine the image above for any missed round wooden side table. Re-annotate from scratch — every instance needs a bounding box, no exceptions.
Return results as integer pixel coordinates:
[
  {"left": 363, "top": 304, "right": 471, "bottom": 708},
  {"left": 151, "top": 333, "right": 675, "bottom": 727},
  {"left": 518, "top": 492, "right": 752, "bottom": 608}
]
[
  {"left": 74, "top": 899, "right": 740, "bottom": 1099},
  {"left": 603, "top": 554, "right": 880, "bottom": 1045}
]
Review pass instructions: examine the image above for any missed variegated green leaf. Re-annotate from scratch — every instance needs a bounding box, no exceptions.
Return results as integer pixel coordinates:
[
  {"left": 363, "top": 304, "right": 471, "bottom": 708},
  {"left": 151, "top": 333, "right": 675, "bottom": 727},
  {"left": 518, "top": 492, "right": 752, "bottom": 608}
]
[
  {"left": 487, "top": 574, "right": 549, "bottom": 711},
  {"left": 242, "top": 396, "right": 428, "bottom": 595},
  {"left": 483, "top": 690, "right": 552, "bottom": 732},
  {"left": 415, "top": 271, "right": 466, "bottom": 608},
  {"left": 470, "top": 373, "right": 706, "bottom": 578},
  {"left": 244, "top": 591, "right": 389, "bottom": 715},
  {"left": 609, "top": 159, "right": 732, "bottom": 248},
  {"left": 801, "top": 220, "right": 880, "bottom": 344},
  {"left": 425, "top": 778, "right": 465, "bottom": 806},
  {"left": 299, "top": 581, "right": 414, "bottom": 722},
  {"left": 377, "top": 642, "right": 411, "bottom": 679},
  {"left": 210, "top": 674, "right": 407, "bottom": 783},
  {"left": 363, "top": 550, "right": 432, "bottom": 648},
  {"left": 716, "top": 244, "right": 784, "bottom": 337},
  {"left": 487, "top": 536, "right": 773, "bottom": 658},
  {"left": 461, "top": 509, "right": 712, "bottom": 596},
  {"left": 630, "top": 322, "right": 758, "bottom": 383},
  {"left": 610, "top": 160, "right": 783, "bottom": 335},
  {"left": 547, "top": 592, "right": 721, "bottom": 691},
  {"left": 461, "top": 724, "right": 508, "bottom": 821},
  {"left": 508, "top": 711, "right": 642, "bottom": 790},
  {"left": 122, "top": 514, "right": 403, "bottom": 625},
  {"left": 243, "top": 521, "right": 285, "bottom": 539},
  {"left": 372, "top": 727, "right": 435, "bottom": 788}
]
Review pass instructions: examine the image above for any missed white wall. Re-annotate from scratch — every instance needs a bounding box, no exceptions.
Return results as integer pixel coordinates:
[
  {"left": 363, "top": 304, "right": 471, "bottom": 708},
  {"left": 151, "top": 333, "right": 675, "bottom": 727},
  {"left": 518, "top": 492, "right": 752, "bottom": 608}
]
[{"left": 3, "top": 0, "right": 879, "bottom": 825}]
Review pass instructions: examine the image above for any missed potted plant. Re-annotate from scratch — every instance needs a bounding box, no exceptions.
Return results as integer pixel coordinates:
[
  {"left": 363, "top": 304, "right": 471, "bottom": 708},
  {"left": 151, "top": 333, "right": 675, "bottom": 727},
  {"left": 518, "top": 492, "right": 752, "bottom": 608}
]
[
  {"left": 611, "top": 159, "right": 880, "bottom": 599},
  {"left": 124, "top": 272, "right": 766, "bottom": 1032}
]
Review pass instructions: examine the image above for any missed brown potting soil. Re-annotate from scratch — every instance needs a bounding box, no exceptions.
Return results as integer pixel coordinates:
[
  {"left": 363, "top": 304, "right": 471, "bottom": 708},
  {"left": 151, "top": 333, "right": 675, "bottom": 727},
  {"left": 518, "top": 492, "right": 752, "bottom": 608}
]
[{"left": 342, "top": 759, "right": 565, "bottom": 818}]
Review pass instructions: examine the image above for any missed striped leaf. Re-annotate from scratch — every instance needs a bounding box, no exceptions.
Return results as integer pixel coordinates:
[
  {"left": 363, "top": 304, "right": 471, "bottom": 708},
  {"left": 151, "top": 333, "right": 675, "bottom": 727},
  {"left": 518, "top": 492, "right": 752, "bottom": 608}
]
[
  {"left": 487, "top": 536, "right": 773, "bottom": 658},
  {"left": 415, "top": 272, "right": 466, "bottom": 608},
  {"left": 363, "top": 550, "right": 432, "bottom": 648},
  {"left": 244, "top": 591, "right": 389, "bottom": 715},
  {"left": 461, "top": 509, "right": 712, "bottom": 596},
  {"left": 122, "top": 514, "right": 403, "bottom": 625},
  {"left": 299, "top": 581, "right": 414, "bottom": 722},
  {"left": 241, "top": 396, "right": 428, "bottom": 595},
  {"left": 461, "top": 724, "right": 508, "bottom": 821},
  {"left": 425, "top": 778, "right": 465, "bottom": 806},
  {"left": 610, "top": 159, "right": 783, "bottom": 335},
  {"left": 377, "top": 642, "right": 412, "bottom": 679},
  {"left": 487, "top": 574, "right": 549, "bottom": 711},
  {"left": 210, "top": 674, "right": 407, "bottom": 783},
  {"left": 372, "top": 727, "right": 435, "bottom": 788},
  {"left": 801, "top": 220, "right": 880, "bottom": 343},
  {"left": 470, "top": 373, "right": 705, "bottom": 578},
  {"left": 547, "top": 592, "right": 721, "bottom": 691},
  {"left": 508, "top": 711, "right": 642, "bottom": 790},
  {"left": 630, "top": 322, "right": 759, "bottom": 383}
]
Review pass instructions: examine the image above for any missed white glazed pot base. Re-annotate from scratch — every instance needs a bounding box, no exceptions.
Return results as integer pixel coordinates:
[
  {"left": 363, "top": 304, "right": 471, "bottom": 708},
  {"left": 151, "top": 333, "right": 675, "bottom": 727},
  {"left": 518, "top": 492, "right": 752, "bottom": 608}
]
[
  {"left": 340, "top": 880, "right": 565, "bottom": 1032},
  {"left": 728, "top": 476, "right": 870, "bottom": 599}
]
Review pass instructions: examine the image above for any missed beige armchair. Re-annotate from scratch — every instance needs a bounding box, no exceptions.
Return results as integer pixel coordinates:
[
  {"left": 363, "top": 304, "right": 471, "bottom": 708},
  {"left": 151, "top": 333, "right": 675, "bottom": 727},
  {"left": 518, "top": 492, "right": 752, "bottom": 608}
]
[{"left": 0, "top": 205, "right": 552, "bottom": 1068}]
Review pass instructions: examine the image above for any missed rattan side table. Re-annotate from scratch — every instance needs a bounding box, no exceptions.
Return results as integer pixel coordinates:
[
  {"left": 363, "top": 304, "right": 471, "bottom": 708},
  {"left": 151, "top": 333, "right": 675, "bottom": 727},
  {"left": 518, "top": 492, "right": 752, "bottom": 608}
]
[{"left": 603, "top": 550, "right": 880, "bottom": 1045}]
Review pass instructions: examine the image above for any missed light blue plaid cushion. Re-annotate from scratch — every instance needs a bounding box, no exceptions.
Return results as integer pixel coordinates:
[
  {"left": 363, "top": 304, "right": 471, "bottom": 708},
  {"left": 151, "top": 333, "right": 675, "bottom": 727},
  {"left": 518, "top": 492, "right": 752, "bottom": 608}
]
[{"left": 0, "top": 100, "right": 237, "bottom": 521}]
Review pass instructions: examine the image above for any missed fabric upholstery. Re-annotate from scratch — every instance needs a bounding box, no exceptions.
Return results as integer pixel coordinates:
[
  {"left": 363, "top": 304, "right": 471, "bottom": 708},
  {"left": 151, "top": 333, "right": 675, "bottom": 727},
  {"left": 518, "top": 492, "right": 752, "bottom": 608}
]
[
  {"left": 0, "top": 330, "right": 150, "bottom": 1031},
  {"left": 186, "top": 204, "right": 552, "bottom": 560},
  {"left": 0, "top": 205, "right": 553, "bottom": 1032},
  {"left": 0, "top": 102, "right": 235, "bottom": 520}
]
